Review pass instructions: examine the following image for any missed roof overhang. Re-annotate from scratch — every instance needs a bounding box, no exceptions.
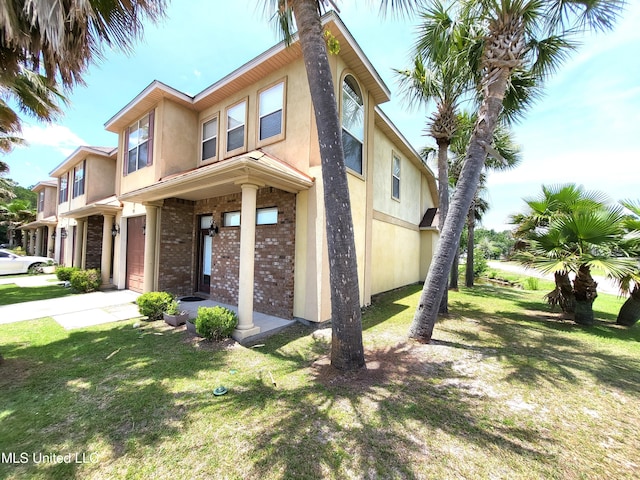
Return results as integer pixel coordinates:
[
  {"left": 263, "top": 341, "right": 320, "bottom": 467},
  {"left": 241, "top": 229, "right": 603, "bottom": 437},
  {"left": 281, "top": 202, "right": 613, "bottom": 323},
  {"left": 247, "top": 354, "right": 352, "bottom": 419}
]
[
  {"left": 20, "top": 216, "right": 57, "bottom": 229},
  {"left": 50, "top": 146, "right": 117, "bottom": 177},
  {"left": 104, "top": 11, "right": 390, "bottom": 134},
  {"left": 31, "top": 180, "right": 57, "bottom": 192},
  {"left": 119, "top": 150, "right": 315, "bottom": 204},
  {"left": 58, "top": 195, "right": 123, "bottom": 219}
]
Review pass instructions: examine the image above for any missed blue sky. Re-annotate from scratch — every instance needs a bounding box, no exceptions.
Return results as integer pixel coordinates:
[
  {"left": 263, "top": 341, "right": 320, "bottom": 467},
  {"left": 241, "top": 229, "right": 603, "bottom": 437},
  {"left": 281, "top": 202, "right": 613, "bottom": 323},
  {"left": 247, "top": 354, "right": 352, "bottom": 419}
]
[{"left": 4, "top": 0, "right": 639, "bottom": 231}]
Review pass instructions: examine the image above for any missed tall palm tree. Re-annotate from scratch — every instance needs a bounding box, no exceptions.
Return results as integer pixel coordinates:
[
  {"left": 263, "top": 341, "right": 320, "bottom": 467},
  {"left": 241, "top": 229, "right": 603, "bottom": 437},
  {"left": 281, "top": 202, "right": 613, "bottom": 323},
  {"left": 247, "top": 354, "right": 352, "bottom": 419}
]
[
  {"left": 616, "top": 200, "right": 640, "bottom": 327},
  {"left": 0, "top": 0, "right": 165, "bottom": 150},
  {"left": 268, "top": 0, "right": 420, "bottom": 370},
  {"left": 395, "top": 1, "right": 476, "bottom": 313},
  {"left": 409, "top": 0, "right": 624, "bottom": 342}
]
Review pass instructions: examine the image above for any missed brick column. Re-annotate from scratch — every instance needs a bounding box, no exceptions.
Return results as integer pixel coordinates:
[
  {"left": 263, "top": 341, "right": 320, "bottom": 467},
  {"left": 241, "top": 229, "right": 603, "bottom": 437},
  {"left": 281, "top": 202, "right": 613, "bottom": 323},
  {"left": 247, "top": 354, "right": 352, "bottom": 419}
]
[
  {"left": 101, "top": 214, "right": 114, "bottom": 286},
  {"left": 234, "top": 183, "right": 260, "bottom": 341},
  {"left": 143, "top": 205, "right": 158, "bottom": 293}
]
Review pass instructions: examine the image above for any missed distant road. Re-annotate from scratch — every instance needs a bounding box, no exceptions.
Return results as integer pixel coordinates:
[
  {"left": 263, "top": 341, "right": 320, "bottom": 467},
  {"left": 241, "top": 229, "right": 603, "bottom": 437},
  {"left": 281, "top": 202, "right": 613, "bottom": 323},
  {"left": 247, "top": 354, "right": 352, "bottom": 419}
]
[{"left": 487, "top": 261, "right": 621, "bottom": 296}]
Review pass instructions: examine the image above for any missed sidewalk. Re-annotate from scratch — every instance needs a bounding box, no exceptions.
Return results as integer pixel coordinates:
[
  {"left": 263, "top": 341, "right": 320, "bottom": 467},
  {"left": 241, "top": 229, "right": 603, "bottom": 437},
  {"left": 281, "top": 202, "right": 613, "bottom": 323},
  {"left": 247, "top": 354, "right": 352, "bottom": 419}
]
[{"left": 0, "top": 276, "right": 141, "bottom": 329}]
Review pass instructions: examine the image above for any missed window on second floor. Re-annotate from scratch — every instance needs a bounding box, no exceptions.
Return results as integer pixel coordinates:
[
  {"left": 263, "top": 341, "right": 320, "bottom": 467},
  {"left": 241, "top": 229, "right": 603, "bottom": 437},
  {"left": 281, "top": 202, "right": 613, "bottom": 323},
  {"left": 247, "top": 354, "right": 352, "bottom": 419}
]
[
  {"left": 392, "top": 154, "right": 401, "bottom": 200},
  {"left": 37, "top": 191, "right": 44, "bottom": 212},
  {"left": 202, "top": 116, "right": 218, "bottom": 162},
  {"left": 59, "top": 174, "right": 68, "bottom": 204},
  {"left": 72, "top": 161, "right": 85, "bottom": 198},
  {"left": 258, "top": 81, "right": 285, "bottom": 144},
  {"left": 341, "top": 75, "right": 364, "bottom": 175},
  {"left": 226, "top": 100, "right": 247, "bottom": 155},
  {"left": 125, "top": 110, "right": 154, "bottom": 175}
]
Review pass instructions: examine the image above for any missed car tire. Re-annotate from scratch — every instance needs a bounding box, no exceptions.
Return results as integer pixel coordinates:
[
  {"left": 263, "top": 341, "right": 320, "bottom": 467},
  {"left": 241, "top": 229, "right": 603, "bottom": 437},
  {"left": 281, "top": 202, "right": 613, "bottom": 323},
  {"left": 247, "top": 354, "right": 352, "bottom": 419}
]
[{"left": 28, "top": 262, "right": 45, "bottom": 274}]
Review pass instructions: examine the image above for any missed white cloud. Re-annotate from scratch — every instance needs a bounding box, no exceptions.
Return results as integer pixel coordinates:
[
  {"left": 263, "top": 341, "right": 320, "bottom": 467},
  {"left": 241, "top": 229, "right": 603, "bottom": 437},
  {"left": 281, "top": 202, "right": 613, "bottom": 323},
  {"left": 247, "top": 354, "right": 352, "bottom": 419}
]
[{"left": 20, "top": 124, "right": 86, "bottom": 154}]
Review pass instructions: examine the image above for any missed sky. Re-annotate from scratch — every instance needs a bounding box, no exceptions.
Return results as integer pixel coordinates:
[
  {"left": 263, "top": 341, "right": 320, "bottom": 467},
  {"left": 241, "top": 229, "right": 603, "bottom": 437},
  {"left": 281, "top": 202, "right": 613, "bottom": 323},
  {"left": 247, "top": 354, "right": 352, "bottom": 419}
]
[{"left": 3, "top": 0, "right": 639, "bottom": 231}]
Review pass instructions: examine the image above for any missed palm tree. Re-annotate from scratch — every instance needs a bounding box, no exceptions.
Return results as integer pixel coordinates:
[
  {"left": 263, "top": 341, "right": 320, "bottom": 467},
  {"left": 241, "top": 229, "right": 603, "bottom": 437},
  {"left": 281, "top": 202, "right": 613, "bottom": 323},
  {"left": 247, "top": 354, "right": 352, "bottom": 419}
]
[
  {"left": 0, "top": 0, "right": 165, "bottom": 150},
  {"left": 395, "top": 1, "right": 476, "bottom": 313},
  {"left": 409, "top": 0, "right": 624, "bottom": 342},
  {"left": 516, "top": 204, "right": 635, "bottom": 325},
  {"left": 511, "top": 184, "right": 609, "bottom": 313},
  {"left": 616, "top": 200, "right": 640, "bottom": 327}
]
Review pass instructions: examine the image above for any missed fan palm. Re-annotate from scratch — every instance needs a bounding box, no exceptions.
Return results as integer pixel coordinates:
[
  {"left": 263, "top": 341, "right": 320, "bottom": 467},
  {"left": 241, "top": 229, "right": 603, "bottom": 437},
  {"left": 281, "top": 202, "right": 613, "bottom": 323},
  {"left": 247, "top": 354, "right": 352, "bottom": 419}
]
[
  {"left": 267, "top": 0, "right": 420, "bottom": 370},
  {"left": 408, "top": 0, "right": 624, "bottom": 342},
  {"left": 615, "top": 200, "right": 640, "bottom": 327}
]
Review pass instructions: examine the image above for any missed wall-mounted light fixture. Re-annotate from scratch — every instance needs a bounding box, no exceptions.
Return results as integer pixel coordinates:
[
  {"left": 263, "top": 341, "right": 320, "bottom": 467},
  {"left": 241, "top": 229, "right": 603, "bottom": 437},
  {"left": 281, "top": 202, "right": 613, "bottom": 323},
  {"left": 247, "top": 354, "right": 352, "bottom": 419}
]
[
  {"left": 60, "top": 228, "right": 68, "bottom": 239},
  {"left": 208, "top": 219, "right": 219, "bottom": 237},
  {"left": 142, "top": 223, "right": 146, "bottom": 236},
  {"left": 111, "top": 224, "right": 120, "bottom": 236},
  {"left": 51, "top": 230, "right": 56, "bottom": 239}
]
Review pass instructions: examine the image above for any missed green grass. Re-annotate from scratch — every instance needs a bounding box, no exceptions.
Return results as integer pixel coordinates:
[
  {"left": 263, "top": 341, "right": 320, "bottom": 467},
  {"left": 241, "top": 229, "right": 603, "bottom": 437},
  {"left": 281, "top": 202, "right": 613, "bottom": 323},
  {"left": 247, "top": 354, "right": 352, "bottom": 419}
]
[
  {"left": 0, "top": 283, "right": 75, "bottom": 306},
  {"left": 1, "top": 285, "right": 638, "bottom": 479}
]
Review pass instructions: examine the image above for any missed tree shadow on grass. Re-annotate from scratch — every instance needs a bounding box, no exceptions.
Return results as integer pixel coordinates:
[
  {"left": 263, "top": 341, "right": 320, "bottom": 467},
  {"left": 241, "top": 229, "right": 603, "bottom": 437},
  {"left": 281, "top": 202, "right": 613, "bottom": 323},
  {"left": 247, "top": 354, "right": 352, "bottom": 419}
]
[{"left": 0, "top": 320, "right": 229, "bottom": 479}]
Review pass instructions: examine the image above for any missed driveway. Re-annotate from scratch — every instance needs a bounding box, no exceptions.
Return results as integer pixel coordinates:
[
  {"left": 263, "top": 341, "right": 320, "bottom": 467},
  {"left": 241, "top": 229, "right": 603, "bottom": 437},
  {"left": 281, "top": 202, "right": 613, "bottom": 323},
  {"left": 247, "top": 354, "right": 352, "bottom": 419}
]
[{"left": 487, "top": 261, "right": 621, "bottom": 296}]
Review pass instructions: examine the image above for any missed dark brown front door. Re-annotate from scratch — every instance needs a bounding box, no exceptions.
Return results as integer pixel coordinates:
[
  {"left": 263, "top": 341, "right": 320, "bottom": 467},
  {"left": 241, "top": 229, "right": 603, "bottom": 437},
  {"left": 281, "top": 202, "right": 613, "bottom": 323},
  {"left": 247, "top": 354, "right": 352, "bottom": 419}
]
[{"left": 126, "top": 216, "right": 146, "bottom": 293}]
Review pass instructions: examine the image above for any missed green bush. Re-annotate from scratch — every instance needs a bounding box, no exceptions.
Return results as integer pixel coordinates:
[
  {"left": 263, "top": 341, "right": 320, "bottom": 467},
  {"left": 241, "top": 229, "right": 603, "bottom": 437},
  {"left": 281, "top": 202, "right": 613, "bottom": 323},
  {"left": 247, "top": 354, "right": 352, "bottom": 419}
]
[
  {"left": 195, "top": 306, "right": 238, "bottom": 341},
  {"left": 524, "top": 277, "right": 540, "bottom": 291},
  {"left": 136, "top": 291, "right": 174, "bottom": 321},
  {"left": 70, "top": 269, "right": 101, "bottom": 293},
  {"left": 473, "top": 248, "right": 488, "bottom": 277},
  {"left": 56, "top": 266, "right": 79, "bottom": 282}
]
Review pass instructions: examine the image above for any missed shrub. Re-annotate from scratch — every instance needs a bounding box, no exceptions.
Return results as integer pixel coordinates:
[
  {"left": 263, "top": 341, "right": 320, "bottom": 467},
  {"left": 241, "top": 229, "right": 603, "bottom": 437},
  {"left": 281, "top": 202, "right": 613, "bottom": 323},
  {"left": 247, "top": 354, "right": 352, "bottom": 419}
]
[
  {"left": 524, "top": 277, "right": 540, "bottom": 291},
  {"left": 473, "top": 248, "right": 488, "bottom": 277},
  {"left": 195, "top": 306, "right": 238, "bottom": 341},
  {"left": 70, "top": 269, "right": 101, "bottom": 293},
  {"left": 136, "top": 291, "right": 174, "bottom": 321},
  {"left": 56, "top": 266, "right": 79, "bottom": 282}
]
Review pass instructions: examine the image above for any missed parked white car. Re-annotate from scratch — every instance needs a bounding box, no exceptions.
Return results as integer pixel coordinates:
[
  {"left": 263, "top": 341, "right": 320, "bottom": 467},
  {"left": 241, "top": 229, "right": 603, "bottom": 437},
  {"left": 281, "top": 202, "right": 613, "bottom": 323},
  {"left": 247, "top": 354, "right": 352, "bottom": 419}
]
[{"left": 0, "top": 249, "right": 54, "bottom": 275}]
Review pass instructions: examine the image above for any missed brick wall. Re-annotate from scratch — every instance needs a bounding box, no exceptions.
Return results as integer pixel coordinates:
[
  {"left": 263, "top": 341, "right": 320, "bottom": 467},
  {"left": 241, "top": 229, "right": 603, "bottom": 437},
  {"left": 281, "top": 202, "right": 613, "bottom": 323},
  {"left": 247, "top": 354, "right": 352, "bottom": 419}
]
[
  {"left": 85, "top": 215, "right": 102, "bottom": 270},
  {"left": 158, "top": 198, "right": 196, "bottom": 297},
  {"left": 194, "top": 187, "right": 296, "bottom": 319}
]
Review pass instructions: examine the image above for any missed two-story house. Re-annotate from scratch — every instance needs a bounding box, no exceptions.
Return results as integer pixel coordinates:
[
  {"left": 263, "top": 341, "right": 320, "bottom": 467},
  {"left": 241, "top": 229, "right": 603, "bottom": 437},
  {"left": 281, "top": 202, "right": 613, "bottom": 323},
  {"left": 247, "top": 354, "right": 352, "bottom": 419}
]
[
  {"left": 20, "top": 180, "right": 58, "bottom": 257},
  {"left": 100, "top": 12, "right": 438, "bottom": 339},
  {"left": 50, "top": 146, "right": 119, "bottom": 286}
]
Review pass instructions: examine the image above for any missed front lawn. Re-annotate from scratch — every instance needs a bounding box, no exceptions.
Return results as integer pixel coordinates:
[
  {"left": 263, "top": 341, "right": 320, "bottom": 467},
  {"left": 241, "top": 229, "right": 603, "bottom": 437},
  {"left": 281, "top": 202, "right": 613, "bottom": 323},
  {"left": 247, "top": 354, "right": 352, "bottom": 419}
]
[
  {"left": 0, "top": 283, "right": 75, "bottom": 306},
  {"left": 0, "top": 285, "right": 638, "bottom": 479}
]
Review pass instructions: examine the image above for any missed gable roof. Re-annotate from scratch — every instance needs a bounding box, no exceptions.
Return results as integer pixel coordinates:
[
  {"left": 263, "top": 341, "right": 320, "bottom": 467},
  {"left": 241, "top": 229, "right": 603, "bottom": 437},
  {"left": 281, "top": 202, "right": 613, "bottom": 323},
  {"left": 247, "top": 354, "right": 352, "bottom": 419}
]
[
  {"left": 104, "top": 11, "right": 391, "bottom": 133},
  {"left": 49, "top": 146, "right": 117, "bottom": 177}
]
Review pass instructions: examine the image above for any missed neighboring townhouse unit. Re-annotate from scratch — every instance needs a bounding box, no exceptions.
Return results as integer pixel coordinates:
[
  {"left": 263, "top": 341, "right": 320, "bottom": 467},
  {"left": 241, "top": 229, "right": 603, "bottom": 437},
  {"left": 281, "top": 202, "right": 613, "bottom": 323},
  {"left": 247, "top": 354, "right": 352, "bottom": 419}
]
[
  {"left": 100, "top": 11, "right": 438, "bottom": 339},
  {"left": 20, "top": 180, "right": 58, "bottom": 257},
  {"left": 50, "top": 146, "right": 119, "bottom": 286}
]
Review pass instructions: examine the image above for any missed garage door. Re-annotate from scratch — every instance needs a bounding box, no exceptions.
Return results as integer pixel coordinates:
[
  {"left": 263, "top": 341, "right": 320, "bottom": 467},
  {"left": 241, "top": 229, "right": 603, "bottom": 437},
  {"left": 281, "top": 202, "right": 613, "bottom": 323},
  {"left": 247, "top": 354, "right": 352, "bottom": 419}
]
[{"left": 126, "top": 216, "right": 145, "bottom": 293}]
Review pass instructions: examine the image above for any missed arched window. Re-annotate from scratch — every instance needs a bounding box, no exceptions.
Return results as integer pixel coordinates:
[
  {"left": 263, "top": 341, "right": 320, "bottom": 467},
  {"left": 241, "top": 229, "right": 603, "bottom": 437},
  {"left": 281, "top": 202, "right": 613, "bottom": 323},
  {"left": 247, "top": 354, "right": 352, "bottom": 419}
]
[{"left": 341, "top": 75, "right": 364, "bottom": 174}]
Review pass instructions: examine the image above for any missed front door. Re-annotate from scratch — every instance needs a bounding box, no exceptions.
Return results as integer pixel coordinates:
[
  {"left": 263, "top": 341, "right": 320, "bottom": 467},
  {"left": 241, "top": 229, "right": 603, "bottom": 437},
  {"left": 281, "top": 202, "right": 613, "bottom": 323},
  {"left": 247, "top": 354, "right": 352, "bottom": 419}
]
[
  {"left": 126, "top": 216, "right": 146, "bottom": 293},
  {"left": 197, "top": 215, "right": 213, "bottom": 294}
]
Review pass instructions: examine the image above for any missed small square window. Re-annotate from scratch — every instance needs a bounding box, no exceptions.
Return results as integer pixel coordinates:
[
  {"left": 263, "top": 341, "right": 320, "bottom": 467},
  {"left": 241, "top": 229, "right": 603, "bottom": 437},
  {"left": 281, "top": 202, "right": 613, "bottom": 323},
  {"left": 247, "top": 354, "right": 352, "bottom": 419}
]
[
  {"left": 257, "top": 207, "right": 278, "bottom": 225},
  {"left": 224, "top": 211, "right": 241, "bottom": 227}
]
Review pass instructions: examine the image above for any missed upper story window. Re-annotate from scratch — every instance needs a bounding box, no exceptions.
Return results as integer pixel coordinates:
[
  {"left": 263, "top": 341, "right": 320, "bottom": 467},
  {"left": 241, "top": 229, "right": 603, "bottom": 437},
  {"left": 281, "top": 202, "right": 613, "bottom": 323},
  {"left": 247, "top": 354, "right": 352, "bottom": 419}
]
[
  {"left": 392, "top": 154, "right": 401, "bottom": 200},
  {"left": 72, "top": 161, "right": 85, "bottom": 198},
  {"left": 124, "top": 110, "right": 154, "bottom": 175},
  {"left": 37, "top": 191, "right": 44, "bottom": 212},
  {"left": 226, "top": 100, "right": 247, "bottom": 155},
  {"left": 59, "top": 174, "right": 68, "bottom": 204},
  {"left": 341, "top": 75, "right": 364, "bottom": 175},
  {"left": 202, "top": 116, "right": 218, "bottom": 162},
  {"left": 258, "top": 81, "right": 285, "bottom": 144}
]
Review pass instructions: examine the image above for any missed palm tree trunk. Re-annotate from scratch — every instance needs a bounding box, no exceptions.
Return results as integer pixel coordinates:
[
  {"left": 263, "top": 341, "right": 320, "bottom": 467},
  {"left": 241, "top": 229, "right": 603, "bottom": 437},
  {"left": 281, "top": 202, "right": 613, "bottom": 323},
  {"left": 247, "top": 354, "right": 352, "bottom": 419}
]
[
  {"left": 436, "top": 138, "right": 450, "bottom": 313},
  {"left": 291, "top": 0, "right": 364, "bottom": 370},
  {"left": 545, "top": 271, "right": 576, "bottom": 314},
  {"left": 408, "top": 67, "right": 512, "bottom": 342},
  {"left": 450, "top": 245, "right": 459, "bottom": 289},
  {"left": 465, "top": 198, "right": 475, "bottom": 287},
  {"left": 617, "top": 285, "right": 640, "bottom": 327},
  {"left": 573, "top": 265, "right": 598, "bottom": 326}
]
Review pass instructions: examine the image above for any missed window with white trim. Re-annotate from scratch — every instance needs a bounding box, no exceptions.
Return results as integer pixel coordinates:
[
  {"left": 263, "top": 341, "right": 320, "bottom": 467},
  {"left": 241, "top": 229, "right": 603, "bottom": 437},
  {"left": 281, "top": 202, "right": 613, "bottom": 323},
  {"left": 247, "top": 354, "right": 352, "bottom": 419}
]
[
  {"left": 224, "top": 211, "right": 241, "bottom": 227},
  {"left": 59, "top": 174, "right": 68, "bottom": 204},
  {"left": 226, "top": 100, "right": 247, "bottom": 154},
  {"left": 257, "top": 207, "right": 278, "bottom": 225},
  {"left": 125, "top": 111, "right": 154, "bottom": 174},
  {"left": 341, "top": 75, "right": 364, "bottom": 174},
  {"left": 392, "top": 154, "right": 401, "bottom": 200},
  {"left": 258, "top": 82, "right": 284, "bottom": 143},
  {"left": 202, "top": 116, "right": 218, "bottom": 161},
  {"left": 37, "top": 191, "right": 44, "bottom": 212},
  {"left": 72, "top": 161, "right": 85, "bottom": 198}
]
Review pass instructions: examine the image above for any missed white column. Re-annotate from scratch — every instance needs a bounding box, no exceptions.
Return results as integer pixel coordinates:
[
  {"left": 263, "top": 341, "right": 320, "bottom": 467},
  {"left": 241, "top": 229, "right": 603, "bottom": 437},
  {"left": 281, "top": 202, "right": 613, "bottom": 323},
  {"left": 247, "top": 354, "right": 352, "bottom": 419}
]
[
  {"left": 143, "top": 205, "right": 158, "bottom": 293},
  {"left": 74, "top": 219, "right": 85, "bottom": 268},
  {"left": 234, "top": 183, "right": 260, "bottom": 341},
  {"left": 35, "top": 227, "right": 43, "bottom": 257},
  {"left": 101, "top": 214, "right": 114, "bottom": 286},
  {"left": 46, "top": 225, "right": 54, "bottom": 258}
]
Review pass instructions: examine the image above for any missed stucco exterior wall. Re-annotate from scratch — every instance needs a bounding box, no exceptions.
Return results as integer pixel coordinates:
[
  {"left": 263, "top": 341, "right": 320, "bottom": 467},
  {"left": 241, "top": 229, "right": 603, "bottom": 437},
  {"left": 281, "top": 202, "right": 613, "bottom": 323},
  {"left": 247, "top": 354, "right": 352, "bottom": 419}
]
[
  {"left": 86, "top": 155, "right": 116, "bottom": 203},
  {"left": 157, "top": 100, "right": 198, "bottom": 179}
]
